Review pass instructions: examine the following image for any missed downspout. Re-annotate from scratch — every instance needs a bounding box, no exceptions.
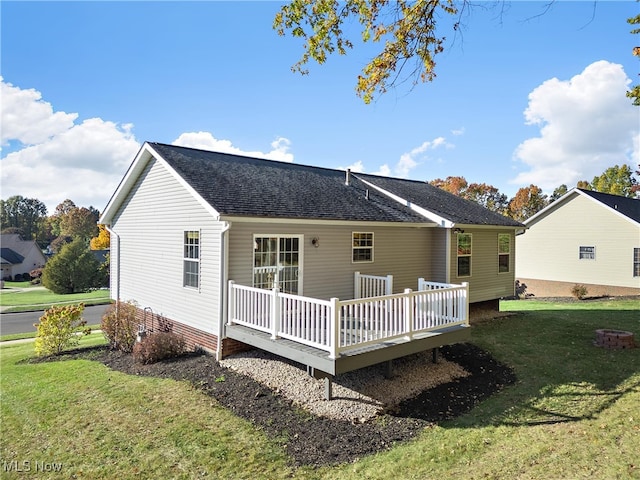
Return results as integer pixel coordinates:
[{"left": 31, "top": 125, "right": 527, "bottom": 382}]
[
  {"left": 217, "top": 221, "right": 232, "bottom": 361},
  {"left": 104, "top": 225, "right": 120, "bottom": 314},
  {"left": 445, "top": 226, "right": 451, "bottom": 284}
]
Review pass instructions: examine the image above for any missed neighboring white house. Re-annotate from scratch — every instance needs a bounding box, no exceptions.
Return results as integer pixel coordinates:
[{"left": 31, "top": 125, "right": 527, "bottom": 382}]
[
  {"left": 100, "top": 142, "right": 523, "bottom": 367},
  {"left": 1, "top": 234, "right": 47, "bottom": 281},
  {"left": 516, "top": 188, "right": 640, "bottom": 297}
]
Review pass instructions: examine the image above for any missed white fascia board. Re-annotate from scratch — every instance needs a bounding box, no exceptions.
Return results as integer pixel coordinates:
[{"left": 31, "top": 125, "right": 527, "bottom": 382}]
[
  {"left": 523, "top": 188, "right": 640, "bottom": 228},
  {"left": 522, "top": 188, "right": 577, "bottom": 226},
  {"left": 219, "top": 215, "right": 434, "bottom": 228},
  {"left": 355, "top": 176, "right": 454, "bottom": 228},
  {"left": 99, "top": 142, "right": 221, "bottom": 225},
  {"left": 577, "top": 190, "right": 640, "bottom": 227},
  {"left": 99, "top": 143, "right": 151, "bottom": 224}
]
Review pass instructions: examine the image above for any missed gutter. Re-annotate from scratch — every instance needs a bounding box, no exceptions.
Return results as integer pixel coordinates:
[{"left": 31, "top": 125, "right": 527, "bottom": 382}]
[
  {"left": 217, "top": 221, "right": 232, "bottom": 361},
  {"left": 103, "top": 225, "right": 119, "bottom": 303},
  {"left": 103, "top": 225, "right": 120, "bottom": 319}
]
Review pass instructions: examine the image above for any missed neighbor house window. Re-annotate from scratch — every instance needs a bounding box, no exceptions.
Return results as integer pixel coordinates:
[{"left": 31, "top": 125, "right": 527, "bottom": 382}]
[
  {"left": 457, "top": 233, "right": 472, "bottom": 277},
  {"left": 352, "top": 232, "right": 374, "bottom": 263},
  {"left": 498, "top": 233, "right": 510, "bottom": 273},
  {"left": 183, "top": 231, "right": 200, "bottom": 288},
  {"left": 579, "top": 246, "right": 595, "bottom": 260},
  {"left": 634, "top": 248, "right": 640, "bottom": 277}
]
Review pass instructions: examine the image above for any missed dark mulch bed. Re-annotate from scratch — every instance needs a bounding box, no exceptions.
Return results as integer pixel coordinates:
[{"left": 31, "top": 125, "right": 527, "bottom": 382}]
[{"left": 32, "top": 343, "right": 516, "bottom": 467}]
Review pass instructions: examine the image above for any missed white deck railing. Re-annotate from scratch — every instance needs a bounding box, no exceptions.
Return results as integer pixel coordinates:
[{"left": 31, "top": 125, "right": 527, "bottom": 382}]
[
  {"left": 228, "top": 280, "right": 469, "bottom": 359},
  {"left": 354, "top": 271, "right": 393, "bottom": 298}
]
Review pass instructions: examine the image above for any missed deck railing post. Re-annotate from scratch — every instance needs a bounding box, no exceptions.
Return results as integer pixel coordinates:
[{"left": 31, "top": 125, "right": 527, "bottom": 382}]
[
  {"left": 271, "top": 287, "right": 280, "bottom": 340},
  {"left": 227, "top": 280, "right": 235, "bottom": 326},
  {"left": 385, "top": 274, "right": 393, "bottom": 295},
  {"left": 462, "top": 282, "right": 470, "bottom": 325},
  {"left": 404, "top": 288, "right": 413, "bottom": 339},
  {"left": 328, "top": 297, "right": 340, "bottom": 359},
  {"left": 354, "top": 272, "right": 361, "bottom": 299}
]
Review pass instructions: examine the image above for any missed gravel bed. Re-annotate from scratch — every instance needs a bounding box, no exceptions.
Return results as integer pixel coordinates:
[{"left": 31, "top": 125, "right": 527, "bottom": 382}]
[{"left": 221, "top": 349, "right": 468, "bottom": 422}]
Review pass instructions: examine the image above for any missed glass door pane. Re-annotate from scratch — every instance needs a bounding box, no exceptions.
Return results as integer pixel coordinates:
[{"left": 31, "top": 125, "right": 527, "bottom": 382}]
[{"left": 253, "top": 236, "right": 300, "bottom": 294}]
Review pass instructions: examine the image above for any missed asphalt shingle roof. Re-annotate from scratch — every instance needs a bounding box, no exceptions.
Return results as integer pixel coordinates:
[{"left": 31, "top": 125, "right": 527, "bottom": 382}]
[
  {"left": 355, "top": 173, "right": 523, "bottom": 227},
  {"left": 0, "top": 248, "right": 25, "bottom": 265},
  {"left": 149, "top": 142, "right": 522, "bottom": 227},
  {"left": 578, "top": 188, "right": 640, "bottom": 224}
]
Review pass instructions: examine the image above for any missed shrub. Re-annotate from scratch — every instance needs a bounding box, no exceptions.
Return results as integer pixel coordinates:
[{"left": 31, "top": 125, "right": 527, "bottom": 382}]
[
  {"left": 133, "top": 332, "right": 186, "bottom": 364},
  {"left": 34, "top": 304, "right": 89, "bottom": 356},
  {"left": 42, "top": 238, "right": 102, "bottom": 294},
  {"left": 13, "top": 273, "right": 23, "bottom": 282},
  {"left": 101, "top": 300, "right": 139, "bottom": 353},
  {"left": 571, "top": 284, "right": 588, "bottom": 300}
]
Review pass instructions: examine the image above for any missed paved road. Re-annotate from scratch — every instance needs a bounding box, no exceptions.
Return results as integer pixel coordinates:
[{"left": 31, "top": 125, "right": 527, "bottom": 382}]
[{"left": 0, "top": 304, "right": 110, "bottom": 335}]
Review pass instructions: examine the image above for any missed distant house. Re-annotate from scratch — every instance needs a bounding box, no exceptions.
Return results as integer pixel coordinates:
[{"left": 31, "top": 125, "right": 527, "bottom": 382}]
[
  {"left": 516, "top": 188, "right": 640, "bottom": 297},
  {"left": 100, "top": 142, "right": 523, "bottom": 379},
  {"left": 1, "top": 234, "right": 47, "bottom": 281}
]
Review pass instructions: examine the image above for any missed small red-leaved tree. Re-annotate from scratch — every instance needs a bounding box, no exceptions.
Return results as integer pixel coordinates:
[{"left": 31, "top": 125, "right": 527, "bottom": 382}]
[{"left": 101, "top": 300, "right": 139, "bottom": 353}]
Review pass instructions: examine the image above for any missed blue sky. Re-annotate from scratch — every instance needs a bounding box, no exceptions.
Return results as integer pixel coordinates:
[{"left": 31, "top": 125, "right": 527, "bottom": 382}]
[{"left": 1, "top": 1, "right": 638, "bottom": 213}]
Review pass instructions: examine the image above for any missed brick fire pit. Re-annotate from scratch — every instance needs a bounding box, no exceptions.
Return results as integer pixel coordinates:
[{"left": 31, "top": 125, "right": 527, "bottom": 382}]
[{"left": 594, "top": 329, "right": 636, "bottom": 349}]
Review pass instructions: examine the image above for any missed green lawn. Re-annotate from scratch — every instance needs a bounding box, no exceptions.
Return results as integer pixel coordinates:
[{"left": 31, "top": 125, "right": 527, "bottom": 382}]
[
  {"left": 1, "top": 298, "right": 638, "bottom": 479},
  {"left": 0, "top": 282, "right": 111, "bottom": 313}
]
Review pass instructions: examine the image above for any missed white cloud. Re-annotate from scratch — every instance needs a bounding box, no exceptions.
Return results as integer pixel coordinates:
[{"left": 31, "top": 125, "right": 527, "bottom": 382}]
[
  {"left": 451, "top": 127, "right": 465, "bottom": 136},
  {"left": 0, "top": 77, "right": 78, "bottom": 147},
  {"left": 172, "top": 131, "right": 294, "bottom": 163},
  {"left": 395, "top": 136, "right": 453, "bottom": 178},
  {"left": 0, "top": 79, "right": 140, "bottom": 213},
  {"left": 341, "top": 160, "right": 365, "bottom": 172},
  {"left": 511, "top": 61, "right": 639, "bottom": 191}
]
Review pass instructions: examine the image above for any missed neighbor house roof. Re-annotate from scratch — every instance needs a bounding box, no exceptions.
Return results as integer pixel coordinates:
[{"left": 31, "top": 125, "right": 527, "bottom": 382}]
[
  {"left": 0, "top": 248, "right": 24, "bottom": 265},
  {"left": 523, "top": 188, "right": 640, "bottom": 226},
  {"left": 101, "top": 142, "right": 524, "bottom": 229},
  {"left": 577, "top": 188, "right": 640, "bottom": 224}
]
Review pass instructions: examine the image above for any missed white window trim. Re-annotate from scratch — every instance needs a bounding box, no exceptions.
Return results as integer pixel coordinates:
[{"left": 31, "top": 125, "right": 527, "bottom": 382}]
[
  {"left": 352, "top": 232, "right": 374, "bottom": 264},
  {"left": 252, "top": 234, "right": 304, "bottom": 295},
  {"left": 457, "top": 233, "right": 472, "bottom": 278},
  {"left": 498, "top": 233, "right": 510, "bottom": 274},
  {"left": 183, "top": 230, "right": 201, "bottom": 290}
]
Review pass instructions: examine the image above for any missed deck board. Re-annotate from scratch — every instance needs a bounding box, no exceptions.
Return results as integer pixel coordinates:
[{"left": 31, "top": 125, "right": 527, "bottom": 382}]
[{"left": 224, "top": 323, "right": 470, "bottom": 376}]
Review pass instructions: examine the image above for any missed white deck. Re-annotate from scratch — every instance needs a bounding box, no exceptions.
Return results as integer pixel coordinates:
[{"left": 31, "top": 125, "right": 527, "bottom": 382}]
[{"left": 225, "top": 276, "right": 470, "bottom": 375}]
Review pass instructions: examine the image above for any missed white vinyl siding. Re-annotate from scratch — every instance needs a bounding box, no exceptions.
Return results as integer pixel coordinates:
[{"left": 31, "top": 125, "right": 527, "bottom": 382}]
[
  {"left": 110, "top": 158, "right": 223, "bottom": 334},
  {"left": 228, "top": 222, "right": 433, "bottom": 300},
  {"left": 516, "top": 192, "right": 640, "bottom": 289},
  {"left": 449, "top": 229, "right": 517, "bottom": 303}
]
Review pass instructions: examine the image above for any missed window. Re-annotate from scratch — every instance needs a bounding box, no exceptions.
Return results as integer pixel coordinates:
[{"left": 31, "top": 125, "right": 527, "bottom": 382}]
[
  {"left": 253, "top": 236, "right": 301, "bottom": 294},
  {"left": 634, "top": 248, "right": 640, "bottom": 277},
  {"left": 352, "top": 232, "right": 374, "bottom": 263},
  {"left": 579, "top": 246, "right": 595, "bottom": 260},
  {"left": 498, "top": 233, "right": 510, "bottom": 273},
  {"left": 457, "top": 233, "right": 472, "bottom": 277},
  {"left": 183, "top": 231, "right": 200, "bottom": 288}
]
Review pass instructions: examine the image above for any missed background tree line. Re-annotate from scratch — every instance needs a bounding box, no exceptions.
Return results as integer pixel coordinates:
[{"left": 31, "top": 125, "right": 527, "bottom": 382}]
[
  {"left": 430, "top": 163, "right": 639, "bottom": 222},
  {"left": 1, "top": 197, "right": 110, "bottom": 294}
]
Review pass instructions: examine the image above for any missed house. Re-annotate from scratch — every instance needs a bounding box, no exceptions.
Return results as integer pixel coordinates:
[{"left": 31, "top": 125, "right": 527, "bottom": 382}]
[
  {"left": 99, "top": 142, "right": 523, "bottom": 383},
  {"left": 516, "top": 188, "right": 640, "bottom": 297},
  {"left": 1, "top": 234, "right": 47, "bottom": 281}
]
